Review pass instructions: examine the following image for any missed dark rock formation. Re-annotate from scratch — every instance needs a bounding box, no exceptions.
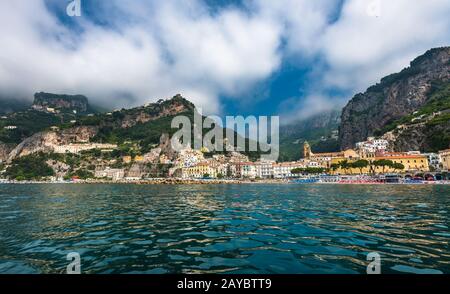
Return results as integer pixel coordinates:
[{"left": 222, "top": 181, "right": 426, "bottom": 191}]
[{"left": 32, "top": 92, "right": 90, "bottom": 113}]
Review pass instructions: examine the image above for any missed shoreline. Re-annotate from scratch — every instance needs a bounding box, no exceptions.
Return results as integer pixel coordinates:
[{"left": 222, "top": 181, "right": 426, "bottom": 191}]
[{"left": 1, "top": 178, "right": 449, "bottom": 185}]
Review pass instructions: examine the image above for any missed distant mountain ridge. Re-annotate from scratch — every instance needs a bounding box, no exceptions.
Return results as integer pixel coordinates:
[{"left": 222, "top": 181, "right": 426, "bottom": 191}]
[
  {"left": 339, "top": 46, "right": 450, "bottom": 152},
  {"left": 0, "top": 98, "right": 29, "bottom": 115},
  {"left": 279, "top": 110, "right": 341, "bottom": 161}
]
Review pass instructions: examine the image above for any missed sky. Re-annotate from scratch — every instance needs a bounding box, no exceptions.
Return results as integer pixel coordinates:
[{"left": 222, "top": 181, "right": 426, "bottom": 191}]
[{"left": 0, "top": 0, "right": 449, "bottom": 123}]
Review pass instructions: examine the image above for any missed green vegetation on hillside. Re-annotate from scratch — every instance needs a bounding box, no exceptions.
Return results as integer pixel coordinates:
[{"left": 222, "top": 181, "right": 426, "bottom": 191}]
[
  {"left": 5, "top": 153, "right": 55, "bottom": 180},
  {"left": 0, "top": 98, "right": 29, "bottom": 115},
  {"left": 279, "top": 111, "right": 340, "bottom": 161},
  {"left": 373, "top": 80, "right": 450, "bottom": 151},
  {"left": 0, "top": 110, "right": 63, "bottom": 144}
]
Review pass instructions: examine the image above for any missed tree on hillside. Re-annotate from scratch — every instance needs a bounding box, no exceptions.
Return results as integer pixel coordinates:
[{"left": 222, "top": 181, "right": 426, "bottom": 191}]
[{"left": 5, "top": 153, "right": 55, "bottom": 180}]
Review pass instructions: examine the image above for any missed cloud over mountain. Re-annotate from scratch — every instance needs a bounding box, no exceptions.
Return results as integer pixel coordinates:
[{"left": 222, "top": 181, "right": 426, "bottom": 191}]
[{"left": 0, "top": 0, "right": 449, "bottom": 117}]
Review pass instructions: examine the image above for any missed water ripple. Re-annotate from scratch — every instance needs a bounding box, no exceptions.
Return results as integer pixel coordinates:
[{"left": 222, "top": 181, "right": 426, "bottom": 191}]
[{"left": 0, "top": 183, "right": 449, "bottom": 274}]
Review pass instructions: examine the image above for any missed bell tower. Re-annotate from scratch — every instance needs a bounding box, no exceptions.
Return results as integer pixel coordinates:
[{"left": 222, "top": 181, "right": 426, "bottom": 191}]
[{"left": 303, "top": 141, "right": 312, "bottom": 159}]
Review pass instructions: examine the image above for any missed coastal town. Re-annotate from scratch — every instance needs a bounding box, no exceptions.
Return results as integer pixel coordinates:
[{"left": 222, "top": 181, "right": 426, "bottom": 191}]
[{"left": 2, "top": 134, "right": 448, "bottom": 184}]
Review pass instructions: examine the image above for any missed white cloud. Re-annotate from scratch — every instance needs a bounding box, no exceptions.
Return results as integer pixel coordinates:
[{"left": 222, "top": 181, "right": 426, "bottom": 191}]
[
  {"left": 0, "top": 0, "right": 282, "bottom": 114},
  {"left": 0, "top": 0, "right": 449, "bottom": 117},
  {"left": 276, "top": 0, "right": 450, "bottom": 122},
  {"left": 279, "top": 94, "right": 346, "bottom": 124},
  {"left": 321, "top": 0, "right": 450, "bottom": 92}
]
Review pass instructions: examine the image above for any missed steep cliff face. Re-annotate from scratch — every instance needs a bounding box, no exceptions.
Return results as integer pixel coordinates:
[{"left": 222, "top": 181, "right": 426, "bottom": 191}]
[
  {"left": 6, "top": 126, "right": 98, "bottom": 162},
  {"left": 33, "top": 92, "right": 90, "bottom": 113},
  {"left": 119, "top": 94, "right": 195, "bottom": 129},
  {"left": 0, "top": 143, "right": 14, "bottom": 162},
  {"left": 339, "top": 47, "right": 450, "bottom": 151}
]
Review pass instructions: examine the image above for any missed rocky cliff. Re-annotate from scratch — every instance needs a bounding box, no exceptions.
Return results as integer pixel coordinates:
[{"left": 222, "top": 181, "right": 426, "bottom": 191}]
[
  {"left": 339, "top": 47, "right": 450, "bottom": 151},
  {"left": 32, "top": 92, "right": 90, "bottom": 113},
  {"left": 6, "top": 126, "right": 98, "bottom": 162}
]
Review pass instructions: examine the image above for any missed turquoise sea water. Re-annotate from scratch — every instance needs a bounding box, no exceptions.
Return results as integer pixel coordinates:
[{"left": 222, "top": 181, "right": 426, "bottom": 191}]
[{"left": 0, "top": 184, "right": 448, "bottom": 274}]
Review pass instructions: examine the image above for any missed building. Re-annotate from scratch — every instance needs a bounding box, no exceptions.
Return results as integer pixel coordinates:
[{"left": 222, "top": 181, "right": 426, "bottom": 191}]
[
  {"left": 439, "top": 149, "right": 450, "bottom": 171},
  {"left": 94, "top": 168, "right": 125, "bottom": 181},
  {"left": 330, "top": 152, "right": 429, "bottom": 175},
  {"left": 228, "top": 151, "right": 249, "bottom": 163},
  {"left": 228, "top": 163, "right": 241, "bottom": 178},
  {"left": 4, "top": 126, "right": 17, "bottom": 130},
  {"left": 175, "top": 148, "right": 205, "bottom": 168},
  {"left": 182, "top": 162, "right": 218, "bottom": 179},
  {"left": 423, "top": 153, "right": 441, "bottom": 171},
  {"left": 240, "top": 162, "right": 257, "bottom": 179},
  {"left": 122, "top": 156, "right": 132, "bottom": 164},
  {"left": 255, "top": 160, "right": 275, "bottom": 178},
  {"left": 355, "top": 138, "right": 389, "bottom": 158},
  {"left": 303, "top": 141, "right": 313, "bottom": 159},
  {"left": 303, "top": 141, "right": 359, "bottom": 168},
  {"left": 134, "top": 156, "right": 145, "bottom": 162},
  {"left": 54, "top": 143, "right": 118, "bottom": 154},
  {"left": 273, "top": 162, "right": 306, "bottom": 178},
  {"left": 376, "top": 153, "right": 429, "bottom": 173}
]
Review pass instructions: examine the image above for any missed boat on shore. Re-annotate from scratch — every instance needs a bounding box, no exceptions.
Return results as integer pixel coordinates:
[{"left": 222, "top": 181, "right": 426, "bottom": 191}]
[{"left": 290, "top": 174, "right": 450, "bottom": 185}]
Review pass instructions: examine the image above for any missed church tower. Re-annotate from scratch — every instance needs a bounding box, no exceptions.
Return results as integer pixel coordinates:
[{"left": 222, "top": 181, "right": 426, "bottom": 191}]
[{"left": 303, "top": 141, "right": 312, "bottom": 159}]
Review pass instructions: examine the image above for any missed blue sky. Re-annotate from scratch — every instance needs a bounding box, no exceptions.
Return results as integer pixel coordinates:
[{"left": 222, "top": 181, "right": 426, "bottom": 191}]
[{"left": 1, "top": 0, "right": 450, "bottom": 122}]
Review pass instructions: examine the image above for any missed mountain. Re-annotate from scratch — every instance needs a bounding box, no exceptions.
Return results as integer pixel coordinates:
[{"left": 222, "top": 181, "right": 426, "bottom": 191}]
[
  {"left": 279, "top": 110, "right": 340, "bottom": 161},
  {"left": 0, "top": 93, "right": 262, "bottom": 166},
  {"left": 32, "top": 92, "right": 91, "bottom": 114},
  {"left": 339, "top": 47, "right": 450, "bottom": 152},
  {"left": 0, "top": 98, "right": 29, "bottom": 115}
]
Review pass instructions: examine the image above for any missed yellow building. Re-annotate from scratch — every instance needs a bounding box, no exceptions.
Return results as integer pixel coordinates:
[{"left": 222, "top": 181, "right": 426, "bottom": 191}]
[
  {"left": 439, "top": 149, "right": 450, "bottom": 171},
  {"left": 122, "top": 156, "right": 132, "bottom": 164},
  {"left": 182, "top": 163, "right": 217, "bottom": 178},
  {"left": 134, "top": 155, "right": 145, "bottom": 162},
  {"left": 312, "top": 149, "right": 360, "bottom": 168},
  {"left": 331, "top": 152, "right": 429, "bottom": 175}
]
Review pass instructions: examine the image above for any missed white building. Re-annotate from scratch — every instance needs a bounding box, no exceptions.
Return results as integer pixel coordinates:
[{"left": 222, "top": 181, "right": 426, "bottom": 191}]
[
  {"left": 273, "top": 162, "right": 305, "bottom": 179},
  {"left": 240, "top": 163, "right": 257, "bottom": 179},
  {"left": 94, "top": 168, "right": 125, "bottom": 181},
  {"left": 54, "top": 143, "right": 118, "bottom": 154},
  {"left": 176, "top": 148, "right": 205, "bottom": 168},
  {"left": 356, "top": 138, "right": 389, "bottom": 154},
  {"left": 423, "top": 153, "right": 441, "bottom": 171},
  {"left": 255, "top": 161, "right": 275, "bottom": 178},
  {"left": 4, "top": 126, "right": 17, "bottom": 130}
]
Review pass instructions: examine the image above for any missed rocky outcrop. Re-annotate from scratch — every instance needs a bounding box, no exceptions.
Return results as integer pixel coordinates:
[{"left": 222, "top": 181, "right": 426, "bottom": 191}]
[
  {"left": 339, "top": 47, "right": 450, "bottom": 150},
  {"left": 120, "top": 94, "right": 195, "bottom": 129},
  {"left": 126, "top": 163, "right": 148, "bottom": 179},
  {"left": 7, "top": 131, "right": 59, "bottom": 162},
  {"left": 6, "top": 126, "right": 98, "bottom": 162},
  {"left": 58, "top": 126, "right": 98, "bottom": 144},
  {"left": 159, "top": 132, "right": 177, "bottom": 160},
  {"left": 0, "top": 143, "right": 15, "bottom": 162},
  {"left": 32, "top": 92, "right": 89, "bottom": 113}
]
